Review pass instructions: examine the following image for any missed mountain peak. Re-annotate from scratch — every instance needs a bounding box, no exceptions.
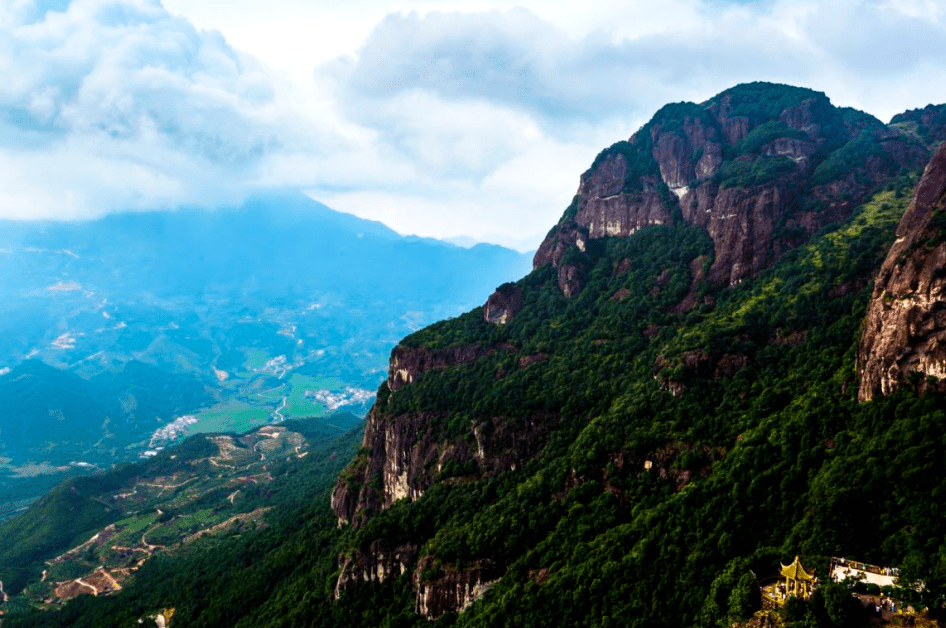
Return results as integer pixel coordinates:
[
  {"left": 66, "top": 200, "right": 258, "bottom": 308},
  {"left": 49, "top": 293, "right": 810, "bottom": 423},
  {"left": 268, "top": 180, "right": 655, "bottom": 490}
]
[{"left": 534, "top": 82, "right": 935, "bottom": 293}]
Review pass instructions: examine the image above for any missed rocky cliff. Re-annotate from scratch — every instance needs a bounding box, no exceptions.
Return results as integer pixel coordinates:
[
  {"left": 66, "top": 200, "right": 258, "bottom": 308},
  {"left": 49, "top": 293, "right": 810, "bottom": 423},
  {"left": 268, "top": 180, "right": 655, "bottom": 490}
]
[
  {"left": 857, "top": 140, "right": 946, "bottom": 401},
  {"left": 329, "top": 83, "right": 946, "bottom": 621},
  {"left": 331, "top": 341, "right": 557, "bottom": 529},
  {"left": 535, "top": 82, "right": 931, "bottom": 294}
]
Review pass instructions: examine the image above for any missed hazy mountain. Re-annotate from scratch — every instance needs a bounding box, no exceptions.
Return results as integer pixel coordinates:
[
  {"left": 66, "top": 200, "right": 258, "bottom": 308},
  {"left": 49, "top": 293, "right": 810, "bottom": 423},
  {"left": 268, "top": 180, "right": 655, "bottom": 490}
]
[{"left": 0, "top": 193, "right": 532, "bottom": 517}]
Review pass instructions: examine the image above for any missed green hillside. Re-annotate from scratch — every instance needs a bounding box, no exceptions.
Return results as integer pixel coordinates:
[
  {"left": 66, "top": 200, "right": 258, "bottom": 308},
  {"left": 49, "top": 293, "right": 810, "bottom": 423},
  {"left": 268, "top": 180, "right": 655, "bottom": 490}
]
[
  {"left": 5, "top": 85, "right": 946, "bottom": 628},
  {"left": 0, "top": 416, "right": 360, "bottom": 609}
]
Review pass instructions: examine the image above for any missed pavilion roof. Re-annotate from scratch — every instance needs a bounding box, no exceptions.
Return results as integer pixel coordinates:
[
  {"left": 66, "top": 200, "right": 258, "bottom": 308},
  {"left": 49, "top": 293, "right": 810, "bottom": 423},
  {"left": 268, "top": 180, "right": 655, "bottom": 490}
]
[{"left": 780, "top": 556, "right": 814, "bottom": 581}]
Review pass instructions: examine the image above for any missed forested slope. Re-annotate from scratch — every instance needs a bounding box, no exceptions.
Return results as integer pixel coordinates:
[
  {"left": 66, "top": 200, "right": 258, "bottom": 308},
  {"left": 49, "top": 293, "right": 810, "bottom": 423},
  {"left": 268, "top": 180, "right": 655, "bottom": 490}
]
[{"left": 6, "top": 82, "right": 946, "bottom": 628}]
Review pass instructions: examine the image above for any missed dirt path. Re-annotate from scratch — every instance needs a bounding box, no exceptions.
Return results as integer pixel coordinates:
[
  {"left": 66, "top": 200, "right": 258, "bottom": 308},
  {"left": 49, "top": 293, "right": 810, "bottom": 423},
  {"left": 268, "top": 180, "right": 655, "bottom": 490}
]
[
  {"left": 141, "top": 525, "right": 161, "bottom": 552},
  {"left": 182, "top": 508, "right": 270, "bottom": 544},
  {"left": 49, "top": 524, "right": 115, "bottom": 564},
  {"left": 137, "top": 476, "right": 198, "bottom": 496},
  {"left": 97, "top": 568, "right": 122, "bottom": 592},
  {"left": 114, "top": 483, "right": 139, "bottom": 499}
]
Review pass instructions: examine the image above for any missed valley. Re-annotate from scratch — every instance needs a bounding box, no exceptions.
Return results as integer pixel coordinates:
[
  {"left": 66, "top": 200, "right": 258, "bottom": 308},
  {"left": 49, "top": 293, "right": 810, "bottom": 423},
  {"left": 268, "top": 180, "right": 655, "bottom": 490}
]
[{"left": 0, "top": 194, "right": 531, "bottom": 519}]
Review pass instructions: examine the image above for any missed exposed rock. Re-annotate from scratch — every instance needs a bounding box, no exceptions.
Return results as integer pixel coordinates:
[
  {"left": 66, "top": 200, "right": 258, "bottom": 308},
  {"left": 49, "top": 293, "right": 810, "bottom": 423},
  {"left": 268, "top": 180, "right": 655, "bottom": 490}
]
[
  {"left": 650, "top": 116, "right": 725, "bottom": 187},
  {"left": 330, "top": 452, "right": 367, "bottom": 527},
  {"left": 332, "top": 404, "right": 560, "bottom": 527},
  {"left": 517, "top": 352, "right": 549, "bottom": 369},
  {"left": 575, "top": 174, "right": 672, "bottom": 242},
  {"left": 388, "top": 344, "right": 481, "bottom": 392},
  {"left": 563, "top": 442, "right": 718, "bottom": 500},
  {"left": 483, "top": 283, "right": 523, "bottom": 325},
  {"left": 413, "top": 557, "right": 504, "bottom": 619},
  {"left": 672, "top": 255, "right": 710, "bottom": 313},
  {"left": 761, "top": 137, "right": 818, "bottom": 163},
  {"left": 534, "top": 83, "right": 940, "bottom": 294},
  {"left": 331, "top": 409, "right": 445, "bottom": 526},
  {"left": 858, "top": 141, "right": 946, "bottom": 401},
  {"left": 334, "top": 540, "right": 418, "bottom": 599},
  {"left": 557, "top": 263, "right": 584, "bottom": 298},
  {"left": 611, "top": 287, "right": 631, "bottom": 302},
  {"left": 644, "top": 442, "right": 716, "bottom": 492},
  {"left": 714, "top": 353, "right": 749, "bottom": 379},
  {"left": 533, "top": 222, "right": 587, "bottom": 270}
]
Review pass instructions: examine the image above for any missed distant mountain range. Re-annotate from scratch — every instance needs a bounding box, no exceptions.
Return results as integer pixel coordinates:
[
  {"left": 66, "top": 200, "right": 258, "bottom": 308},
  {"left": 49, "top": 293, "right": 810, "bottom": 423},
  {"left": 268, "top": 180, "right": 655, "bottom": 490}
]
[
  {"left": 0, "top": 192, "right": 532, "bottom": 379},
  {"left": 0, "top": 193, "right": 532, "bottom": 516}
]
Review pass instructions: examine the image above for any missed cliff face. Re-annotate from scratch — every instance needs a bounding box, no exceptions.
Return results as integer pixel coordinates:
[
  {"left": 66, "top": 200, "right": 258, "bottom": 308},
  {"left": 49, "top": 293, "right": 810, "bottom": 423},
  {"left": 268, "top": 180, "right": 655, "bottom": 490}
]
[
  {"left": 332, "top": 395, "right": 558, "bottom": 528},
  {"left": 857, "top": 141, "right": 946, "bottom": 401},
  {"left": 332, "top": 337, "right": 558, "bottom": 528},
  {"left": 482, "top": 283, "right": 524, "bottom": 324},
  {"left": 333, "top": 540, "right": 417, "bottom": 598},
  {"left": 535, "top": 83, "right": 930, "bottom": 293},
  {"left": 413, "top": 558, "right": 504, "bottom": 619},
  {"left": 331, "top": 341, "right": 558, "bottom": 614},
  {"left": 329, "top": 84, "right": 946, "bottom": 620}
]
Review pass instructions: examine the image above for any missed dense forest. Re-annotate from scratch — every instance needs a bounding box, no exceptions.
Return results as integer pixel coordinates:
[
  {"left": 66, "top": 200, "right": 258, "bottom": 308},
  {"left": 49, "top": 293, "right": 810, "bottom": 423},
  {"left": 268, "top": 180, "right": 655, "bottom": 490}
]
[{"left": 5, "top": 83, "right": 946, "bottom": 628}]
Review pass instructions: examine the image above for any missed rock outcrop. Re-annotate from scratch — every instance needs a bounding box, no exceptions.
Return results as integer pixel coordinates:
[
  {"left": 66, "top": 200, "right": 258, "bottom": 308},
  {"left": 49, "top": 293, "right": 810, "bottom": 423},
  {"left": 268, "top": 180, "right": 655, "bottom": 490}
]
[
  {"left": 332, "top": 401, "right": 558, "bottom": 527},
  {"left": 333, "top": 540, "right": 418, "bottom": 599},
  {"left": 387, "top": 344, "right": 481, "bottom": 391},
  {"left": 483, "top": 283, "right": 524, "bottom": 324},
  {"left": 331, "top": 336, "right": 563, "bottom": 613},
  {"left": 534, "top": 82, "right": 933, "bottom": 295},
  {"left": 413, "top": 558, "right": 504, "bottom": 619},
  {"left": 857, "top": 141, "right": 946, "bottom": 401}
]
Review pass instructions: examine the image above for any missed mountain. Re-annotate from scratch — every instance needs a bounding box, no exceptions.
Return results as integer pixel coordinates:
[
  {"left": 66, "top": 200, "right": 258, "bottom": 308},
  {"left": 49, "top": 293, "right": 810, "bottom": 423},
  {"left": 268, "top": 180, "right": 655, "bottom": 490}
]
[
  {"left": 535, "top": 82, "right": 933, "bottom": 291},
  {"left": 0, "top": 192, "right": 532, "bottom": 381},
  {"left": 329, "top": 83, "right": 946, "bottom": 623},
  {"left": 6, "top": 82, "right": 946, "bottom": 628},
  {"left": 0, "top": 193, "right": 531, "bottom": 518}
]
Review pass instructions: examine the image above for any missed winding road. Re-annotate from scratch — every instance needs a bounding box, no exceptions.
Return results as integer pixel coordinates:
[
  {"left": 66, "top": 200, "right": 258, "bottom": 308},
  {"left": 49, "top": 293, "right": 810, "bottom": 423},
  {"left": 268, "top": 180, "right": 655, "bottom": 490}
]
[{"left": 273, "top": 396, "right": 287, "bottom": 422}]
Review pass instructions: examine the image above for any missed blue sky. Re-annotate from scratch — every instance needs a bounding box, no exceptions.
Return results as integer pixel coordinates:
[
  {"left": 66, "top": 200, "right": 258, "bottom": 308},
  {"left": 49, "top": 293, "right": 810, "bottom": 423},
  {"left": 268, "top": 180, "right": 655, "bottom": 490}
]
[{"left": 2, "top": 0, "right": 946, "bottom": 250}]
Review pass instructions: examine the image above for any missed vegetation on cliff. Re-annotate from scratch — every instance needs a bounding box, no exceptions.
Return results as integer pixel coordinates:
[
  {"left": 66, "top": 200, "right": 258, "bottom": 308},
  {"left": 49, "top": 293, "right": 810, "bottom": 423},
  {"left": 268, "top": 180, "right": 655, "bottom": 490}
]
[{"left": 6, "top": 83, "right": 946, "bottom": 628}]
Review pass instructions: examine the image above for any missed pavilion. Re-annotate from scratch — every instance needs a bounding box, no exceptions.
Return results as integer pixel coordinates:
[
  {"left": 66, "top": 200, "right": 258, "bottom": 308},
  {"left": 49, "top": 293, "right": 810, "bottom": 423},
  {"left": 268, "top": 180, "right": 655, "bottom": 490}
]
[{"left": 780, "top": 555, "right": 816, "bottom": 600}]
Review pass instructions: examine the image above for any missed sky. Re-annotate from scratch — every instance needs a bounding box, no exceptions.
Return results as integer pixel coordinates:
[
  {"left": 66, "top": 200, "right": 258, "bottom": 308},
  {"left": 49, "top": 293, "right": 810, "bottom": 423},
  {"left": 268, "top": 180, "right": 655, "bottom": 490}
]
[{"left": 2, "top": 0, "right": 946, "bottom": 250}]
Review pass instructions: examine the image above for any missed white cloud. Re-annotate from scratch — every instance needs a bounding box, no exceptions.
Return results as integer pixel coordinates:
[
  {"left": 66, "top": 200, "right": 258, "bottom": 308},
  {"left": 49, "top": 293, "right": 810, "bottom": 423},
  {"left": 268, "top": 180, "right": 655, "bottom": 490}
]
[
  {"left": 0, "top": 0, "right": 337, "bottom": 218},
  {"left": 3, "top": 0, "right": 946, "bottom": 249}
]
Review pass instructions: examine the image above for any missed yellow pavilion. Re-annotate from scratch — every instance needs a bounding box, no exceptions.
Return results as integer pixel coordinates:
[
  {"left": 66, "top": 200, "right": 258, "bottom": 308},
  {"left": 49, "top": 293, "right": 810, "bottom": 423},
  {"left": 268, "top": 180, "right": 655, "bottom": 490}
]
[{"left": 780, "top": 555, "right": 815, "bottom": 599}]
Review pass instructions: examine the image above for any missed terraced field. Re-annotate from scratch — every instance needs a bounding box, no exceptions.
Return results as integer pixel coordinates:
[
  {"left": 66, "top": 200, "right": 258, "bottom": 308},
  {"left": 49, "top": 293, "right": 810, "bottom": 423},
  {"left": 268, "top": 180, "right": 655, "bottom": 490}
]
[{"left": 3, "top": 420, "right": 351, "bottom": 609}]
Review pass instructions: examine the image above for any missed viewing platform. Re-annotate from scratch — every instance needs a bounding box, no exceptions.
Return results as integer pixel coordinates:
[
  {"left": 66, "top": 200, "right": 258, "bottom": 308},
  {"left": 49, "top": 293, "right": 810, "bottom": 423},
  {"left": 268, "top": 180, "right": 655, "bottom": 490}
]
[{"left": 829, "top": 557, "right": 900, "bottom": 588}]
